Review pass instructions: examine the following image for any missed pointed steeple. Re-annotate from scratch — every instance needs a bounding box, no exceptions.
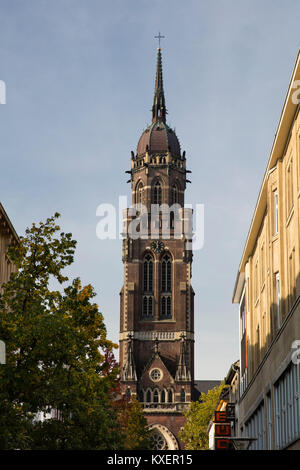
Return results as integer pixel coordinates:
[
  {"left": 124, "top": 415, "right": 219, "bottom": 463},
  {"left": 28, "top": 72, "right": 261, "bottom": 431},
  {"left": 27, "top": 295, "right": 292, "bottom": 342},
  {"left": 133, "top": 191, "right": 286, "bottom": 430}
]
[
  {"left": 122, "top": 334, "right": 137, "bottom": 381},
  {"left": 175, "top": 333, "right": 191, "bottom": 382},
  {"left": 153, "top": 336, "right": 160, "bottom": 355},
  {"left": 152, "top": 48, "right": 167, "bottom": 123}
]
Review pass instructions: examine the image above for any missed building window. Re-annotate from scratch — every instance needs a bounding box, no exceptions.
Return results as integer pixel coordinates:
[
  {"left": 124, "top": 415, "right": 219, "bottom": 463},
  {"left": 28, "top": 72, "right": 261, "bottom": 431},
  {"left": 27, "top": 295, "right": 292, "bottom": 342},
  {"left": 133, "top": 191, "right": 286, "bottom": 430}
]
[
  {"left": 288, "top": 248, "right": 296, "bottom": 308},
  {"left": 150, "top": 368, "right": 162, "bottom": 382},
  {"left": 240, "top": 369, "right": 247, "bottom": 396},
  {"left": 274, "top": 362, "right": 300, "bottom": 449},
  {"left": 286, "top": 160, "right": 293, "bottom": 216},
  {"left": 254, "top": 260, "right": 259, "bottom": 302},
  {"left": 245, "top": 401, "right": 266, "bottom": 450},
  {"left": 168, "top": 390, "right": 173, "bottom": 403},
  {"left": 135, "top": 181, "right": 144, "bottom": 205},
  {"left": 240, "top": 292, "right": 246, "bottom": 338},
  {"left": 161, "top": 254, "right": 172, "bottom": 292},
  {"left": 267, "top": 392, "right": 273, "bottom": 450},
  {"left": 143, "top": 254, "right": 153, "bottom": 292},
  {"left": 261, "top": 243, "right": 265, "bottom": 286},
  {"left": 142, "top": 254, "right": 154, "bottom": 318},
  {"left": 256, "top": 324, "right": 260, "bottom": 367},
  {"left": 273, "top": 190, "right": 278, "bottom": 235},
  {"left": 151, "top": 431, "right": 167, "bottom": 450},
  {"left": 161, "top": 295, "right": 171, "bottom": 318},
  {"left": 143, "top": 295, "right": 153, "bottom": 318},
  {"left": 161, "top": 390, "right": 166, "bottom": 403},
  {"left": 153, "top": 389, "right": 159, "bottom": 403},
  {"left": 262, "top": 312, "right": 267, "bottom": 355},
  {"left": 152, "top": 180, "right": 162, "bottom": 205},
  {"left": 161, "top": 254, "right": 172, "bottom": 319},
  {"left": 275, "top": 272, "right": 280, "bottom": 330},
  {"left": 171, "top": 183, "right": 179, "bottom": 205},
  {"left": 146, "top": 390, "right": 151, "bottom": 402},
  {"left": 180, "top": 389, "right": 185, "bottom": 402}
]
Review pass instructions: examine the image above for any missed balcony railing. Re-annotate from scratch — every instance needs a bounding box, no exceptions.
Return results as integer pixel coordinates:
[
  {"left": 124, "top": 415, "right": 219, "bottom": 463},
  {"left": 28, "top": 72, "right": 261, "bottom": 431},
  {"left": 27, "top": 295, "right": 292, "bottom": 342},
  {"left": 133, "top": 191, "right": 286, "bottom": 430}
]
[{"left": 141, "top": 402, "right": 189, "bottom": 412}]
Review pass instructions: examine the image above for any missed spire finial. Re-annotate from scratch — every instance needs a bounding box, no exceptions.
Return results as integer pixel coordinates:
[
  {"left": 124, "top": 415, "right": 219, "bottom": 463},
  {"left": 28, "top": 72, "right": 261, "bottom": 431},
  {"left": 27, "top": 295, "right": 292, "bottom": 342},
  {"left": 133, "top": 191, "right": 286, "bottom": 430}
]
[
  {"left": 154, "top": 32, "right": 165, "bottom": 49},
  {"left": 121, "top": 333, "right": 137, "bottom": 382},
  {"left": 152, "top": 43, "right": 167, "bottom": 123},
  {"left": 154, "top": 336, "right": 159, "bottom": 355}
]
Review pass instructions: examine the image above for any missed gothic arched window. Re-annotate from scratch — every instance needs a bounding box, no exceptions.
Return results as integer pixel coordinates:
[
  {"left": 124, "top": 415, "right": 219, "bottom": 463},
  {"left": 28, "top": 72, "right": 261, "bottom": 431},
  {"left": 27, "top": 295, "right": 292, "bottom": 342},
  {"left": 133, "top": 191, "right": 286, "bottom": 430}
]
[
  {"left": 136, "top": 181, "right": 144, "bottom": 205},
  {"left": 180, "top": 388, "right": 185, "bottom": 403},
  {"left": 161, "top": 254, "right": 172, "bottom": 319},
  {"left": 171, "top": 183, "right": 179, "bottom": 205},
  {"left": 143, "top": 295, "right": 153, "bottom": 318},
  {"left": 142, "top": 253, "right": 154, "bottom": 318},
  {"left": 146, "top": 390, "right": 151, "bottom": 402},
  {"left": 161, "top": 254, "right": 172, "bottom": 292},
  {"left": 153, "top": 389, "right": 159, "bottom": 403},
  {"left": 143, "top": 254, "right": 153, "bottom": 292},
  {"left": 161, "top": 390, "right": 165, "bottom": 403},
  {"left": 152, "top": 180, "right": 162, "bottom": 205},
  {"left": 168, "top": 389, "right": 173, "bottom": 403}
]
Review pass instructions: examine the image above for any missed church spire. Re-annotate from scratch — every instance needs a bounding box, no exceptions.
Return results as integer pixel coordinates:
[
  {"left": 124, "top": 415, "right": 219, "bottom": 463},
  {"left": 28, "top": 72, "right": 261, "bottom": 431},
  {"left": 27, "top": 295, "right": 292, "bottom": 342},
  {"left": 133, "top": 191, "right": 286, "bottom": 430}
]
[
  {"left": 175, "top": 333, "right": 191, "bottom": 382},
  {"left": 152, "top": 47, "right": 167, "bottom": 123},
  {"left": 122, "top": 334, "right": 137, "bottom": 381}
]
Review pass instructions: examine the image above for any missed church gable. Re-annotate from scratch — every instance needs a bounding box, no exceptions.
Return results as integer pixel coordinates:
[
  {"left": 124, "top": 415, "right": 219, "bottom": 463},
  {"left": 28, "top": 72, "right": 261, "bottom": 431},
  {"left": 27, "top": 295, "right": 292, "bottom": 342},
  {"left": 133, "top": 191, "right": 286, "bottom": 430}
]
[{"left": 139, "top": 353, "right": 174, "bottom": 389}]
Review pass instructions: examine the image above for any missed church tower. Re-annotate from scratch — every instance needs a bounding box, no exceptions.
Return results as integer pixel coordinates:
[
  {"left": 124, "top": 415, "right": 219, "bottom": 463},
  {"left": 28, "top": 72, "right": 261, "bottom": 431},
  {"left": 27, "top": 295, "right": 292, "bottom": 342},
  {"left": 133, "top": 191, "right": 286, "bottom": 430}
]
[{"left": 119, "top": 46, "right": 194, "bottom": 450}]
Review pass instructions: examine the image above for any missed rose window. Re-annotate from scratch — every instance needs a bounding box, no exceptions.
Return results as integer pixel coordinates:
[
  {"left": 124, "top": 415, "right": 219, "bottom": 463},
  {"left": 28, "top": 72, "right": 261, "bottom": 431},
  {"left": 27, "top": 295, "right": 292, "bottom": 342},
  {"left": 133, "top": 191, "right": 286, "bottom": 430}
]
[
  {"left": 151, "top": 431, "right": 168, "bottom": 450},
  {"left": 150, "top": 368, "right": 162, "bottom": 381}
]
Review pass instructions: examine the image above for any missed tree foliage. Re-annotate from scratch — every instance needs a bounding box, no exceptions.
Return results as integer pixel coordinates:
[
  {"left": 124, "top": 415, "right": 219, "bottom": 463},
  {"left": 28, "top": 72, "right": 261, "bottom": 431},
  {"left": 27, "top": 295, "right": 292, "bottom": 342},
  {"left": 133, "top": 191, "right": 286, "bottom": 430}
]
[
  {"left": 116, "top": 397, "right": 152, "bottom": 450},
  {"left": 0, "top": 213, "right": 123, "bottom": 449},
  {"left": 179, "top": 383, "right": 225, "bottom": 450}
]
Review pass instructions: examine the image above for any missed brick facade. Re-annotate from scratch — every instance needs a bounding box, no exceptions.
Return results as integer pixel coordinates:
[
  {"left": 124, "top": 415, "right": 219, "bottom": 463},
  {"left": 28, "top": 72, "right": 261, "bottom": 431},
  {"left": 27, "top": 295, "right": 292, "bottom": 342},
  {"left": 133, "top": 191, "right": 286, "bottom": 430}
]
[{"left": 119, "top": 48, "right": 194, "bottom": 450}]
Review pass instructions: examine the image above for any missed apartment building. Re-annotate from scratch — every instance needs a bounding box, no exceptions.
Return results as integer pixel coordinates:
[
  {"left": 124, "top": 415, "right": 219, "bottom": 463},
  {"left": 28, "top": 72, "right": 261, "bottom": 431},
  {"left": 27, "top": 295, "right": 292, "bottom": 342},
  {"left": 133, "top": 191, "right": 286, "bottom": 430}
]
[
  {"left": 0, "top": 203, "right": 18, "bottom": 364},
  {"left": 232, "top": 51, "right": 300, "bottom": 450},
  {"left": 0, "top": 203, "right": 18, "bottom": 289}
]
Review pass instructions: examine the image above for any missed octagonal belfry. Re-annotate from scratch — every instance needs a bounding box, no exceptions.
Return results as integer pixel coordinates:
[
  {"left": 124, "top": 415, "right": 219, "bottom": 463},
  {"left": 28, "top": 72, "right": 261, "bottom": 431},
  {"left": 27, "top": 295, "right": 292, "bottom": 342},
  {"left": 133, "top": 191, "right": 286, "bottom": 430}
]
[{"left": 119, "top": 47, "right": 195, "bottom": 450}]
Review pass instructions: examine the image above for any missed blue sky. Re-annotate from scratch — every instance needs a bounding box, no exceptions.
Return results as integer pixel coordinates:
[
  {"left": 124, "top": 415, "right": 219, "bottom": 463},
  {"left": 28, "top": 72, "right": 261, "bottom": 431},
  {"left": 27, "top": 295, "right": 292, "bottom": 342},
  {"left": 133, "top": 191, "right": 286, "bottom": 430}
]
[{"left": 1, "top": 0, "right": 300, "bottom": 379}]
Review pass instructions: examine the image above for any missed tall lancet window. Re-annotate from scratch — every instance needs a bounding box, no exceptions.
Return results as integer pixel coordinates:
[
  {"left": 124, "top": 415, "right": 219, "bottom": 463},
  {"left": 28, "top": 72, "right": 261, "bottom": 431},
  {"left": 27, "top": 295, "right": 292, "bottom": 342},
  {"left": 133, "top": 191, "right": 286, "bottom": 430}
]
[
  {"left": 136, "top": 181, "right": 144, "bottom": 205},
  {"left": 171, "top": 183, "right": 179, "bottom": 205},
  {"left": 161, "top": 253, "right": 172, "bottom": 318},
  {"left": 152, "top": 180, "right": 162, "bottom": 205},
  {"left": 142, "top": 253, "right": 154, "bottom": 318}
]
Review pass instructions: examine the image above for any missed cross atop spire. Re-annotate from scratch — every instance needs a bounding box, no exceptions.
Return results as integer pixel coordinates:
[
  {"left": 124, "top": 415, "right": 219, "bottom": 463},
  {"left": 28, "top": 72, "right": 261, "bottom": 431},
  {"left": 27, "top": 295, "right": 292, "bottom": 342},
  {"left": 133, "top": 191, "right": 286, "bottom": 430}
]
[
  {"left": 152, "top": 47, "right": 167, "bottom": 123},
  {"left": 154, "top": 32, "right": 165, "bottom": 49}
]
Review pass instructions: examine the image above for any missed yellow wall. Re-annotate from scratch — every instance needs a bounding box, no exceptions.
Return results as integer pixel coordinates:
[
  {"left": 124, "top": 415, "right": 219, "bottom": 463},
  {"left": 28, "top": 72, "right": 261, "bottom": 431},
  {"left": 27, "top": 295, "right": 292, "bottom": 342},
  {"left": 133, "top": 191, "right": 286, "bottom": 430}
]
[{"left": 244, "top": 106, "right": 300, "bottom": 380}]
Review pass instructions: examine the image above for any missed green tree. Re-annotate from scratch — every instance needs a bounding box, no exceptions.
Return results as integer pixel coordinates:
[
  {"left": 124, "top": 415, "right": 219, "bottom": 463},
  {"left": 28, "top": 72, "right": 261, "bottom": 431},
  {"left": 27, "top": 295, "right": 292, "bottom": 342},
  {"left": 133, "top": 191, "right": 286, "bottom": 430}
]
[
  {"left": 179, "top": 383, "right": 225, "bottom": 450},
  {"left": 117, "top": 397, "right": 152, "bottom": 450},
  {"left": 0, "top": 213, "right": 121, "bottom": 449}
]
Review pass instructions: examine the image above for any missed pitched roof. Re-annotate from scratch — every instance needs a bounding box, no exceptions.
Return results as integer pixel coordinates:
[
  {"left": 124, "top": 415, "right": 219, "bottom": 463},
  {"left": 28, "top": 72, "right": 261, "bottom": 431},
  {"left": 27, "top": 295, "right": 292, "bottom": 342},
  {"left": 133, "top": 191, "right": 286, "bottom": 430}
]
[{"left": 193, "top": 380, "right": 221, "bottom": 401}]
